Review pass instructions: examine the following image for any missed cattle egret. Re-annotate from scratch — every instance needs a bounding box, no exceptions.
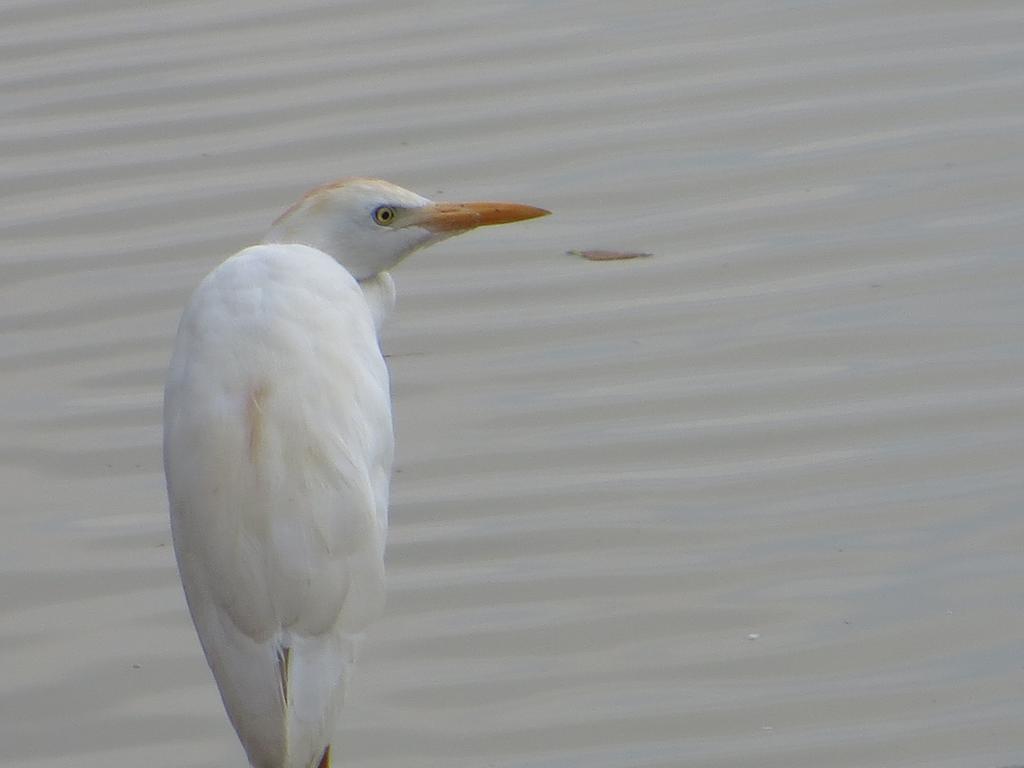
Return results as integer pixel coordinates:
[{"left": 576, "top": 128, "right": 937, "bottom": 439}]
[{"left": 163, "top": 178, "right": 548, "bottom": 768}]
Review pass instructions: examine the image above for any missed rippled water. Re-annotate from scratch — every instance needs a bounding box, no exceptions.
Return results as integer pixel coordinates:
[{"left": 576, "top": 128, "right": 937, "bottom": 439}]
[{"left": 2, "top": 2, "right": 1023, "bottom": 767}]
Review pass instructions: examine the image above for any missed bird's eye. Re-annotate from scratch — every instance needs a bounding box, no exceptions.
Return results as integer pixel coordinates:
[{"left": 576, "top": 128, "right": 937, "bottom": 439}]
[{"left": 372, "top": 206, "right": 396, "bottom": 225}]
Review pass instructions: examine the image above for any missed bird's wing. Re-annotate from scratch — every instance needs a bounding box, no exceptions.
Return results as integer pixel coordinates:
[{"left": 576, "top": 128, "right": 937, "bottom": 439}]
[{"left": 164, "top": 244, "right": 392, "bottom": 768}]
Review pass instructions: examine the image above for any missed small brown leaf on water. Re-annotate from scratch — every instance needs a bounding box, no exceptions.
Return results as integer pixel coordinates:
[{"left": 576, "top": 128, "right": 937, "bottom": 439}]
[{"left": 568, "top": 249, "right": 652, "bottom": 261}]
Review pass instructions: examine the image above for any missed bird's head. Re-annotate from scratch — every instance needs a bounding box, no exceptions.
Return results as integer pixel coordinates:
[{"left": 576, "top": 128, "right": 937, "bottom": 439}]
[{"left": 263, "top": 178, "right": 549, "bottom": 281}]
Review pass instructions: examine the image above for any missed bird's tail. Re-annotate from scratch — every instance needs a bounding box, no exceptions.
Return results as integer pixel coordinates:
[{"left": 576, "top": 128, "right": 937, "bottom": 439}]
[{"left": 279, "top": 632, "right": 358, "bottom": 768}]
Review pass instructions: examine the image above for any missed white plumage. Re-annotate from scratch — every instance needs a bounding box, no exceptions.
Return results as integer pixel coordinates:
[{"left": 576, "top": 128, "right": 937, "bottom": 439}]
[{"left": 164, "top": 178, "right": 547, "bottom": 768}]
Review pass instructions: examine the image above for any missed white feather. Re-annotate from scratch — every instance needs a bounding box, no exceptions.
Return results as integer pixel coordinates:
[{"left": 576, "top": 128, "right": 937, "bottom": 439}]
[{"left": 165, "top": 244, "right": 391, "bottom": 768}]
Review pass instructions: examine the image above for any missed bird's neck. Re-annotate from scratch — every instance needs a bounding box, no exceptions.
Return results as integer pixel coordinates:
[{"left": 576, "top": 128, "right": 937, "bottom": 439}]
[{"left": 358, "top": 271, "right": 396, "bottom": 332}]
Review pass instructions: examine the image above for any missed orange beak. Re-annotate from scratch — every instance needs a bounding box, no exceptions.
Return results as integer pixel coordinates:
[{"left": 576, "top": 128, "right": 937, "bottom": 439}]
[{"left": 410, "top": 201, "right": 550, "bottom": 233}]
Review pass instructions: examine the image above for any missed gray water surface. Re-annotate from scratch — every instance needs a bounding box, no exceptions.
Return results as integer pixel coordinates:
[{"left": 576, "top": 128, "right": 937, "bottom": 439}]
[{"left": 2, "top": 2, "right": 1023, "bottom": 767}]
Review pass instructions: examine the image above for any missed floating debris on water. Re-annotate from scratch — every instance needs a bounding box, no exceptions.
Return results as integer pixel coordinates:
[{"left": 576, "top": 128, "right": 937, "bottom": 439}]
[{"left": 568, "top": 249, "right": 653, "bottom": 261}]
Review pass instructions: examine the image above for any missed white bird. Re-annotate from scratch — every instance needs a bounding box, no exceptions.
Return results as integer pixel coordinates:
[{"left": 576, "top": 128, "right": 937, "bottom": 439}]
[{"left": 163, "top": 178, "right": 548, "bottom": 768}]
